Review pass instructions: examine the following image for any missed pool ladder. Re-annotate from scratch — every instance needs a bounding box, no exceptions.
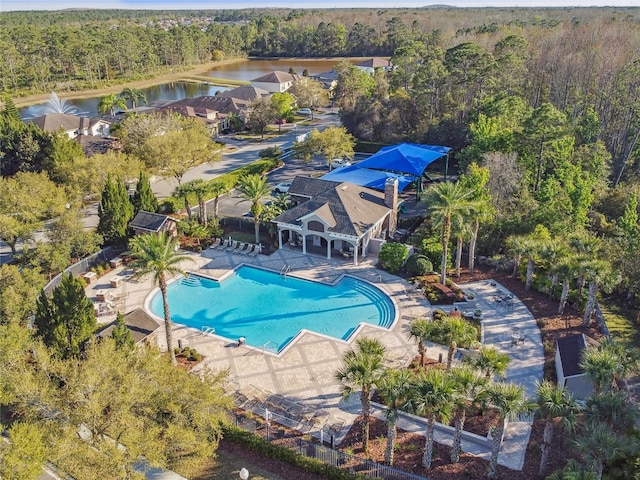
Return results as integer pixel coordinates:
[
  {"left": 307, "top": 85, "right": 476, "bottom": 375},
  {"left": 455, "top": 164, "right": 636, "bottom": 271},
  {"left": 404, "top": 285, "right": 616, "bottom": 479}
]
[
  {"left": 261, "top": 340, "right": 278, "bottom": 355},
  {"left": 280, "top": 264, "right": 291, "bottom": 278}
]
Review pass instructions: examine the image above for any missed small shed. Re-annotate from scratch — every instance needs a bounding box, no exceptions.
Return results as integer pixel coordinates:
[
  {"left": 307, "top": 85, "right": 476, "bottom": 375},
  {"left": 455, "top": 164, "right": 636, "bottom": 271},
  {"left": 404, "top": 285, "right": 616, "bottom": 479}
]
[
  {"left": 97, "top": 308, "right": 161, "bottom": 346},
  {"left": 129, "top": 211, "right": 178, "bottom": 237},
  {"left": 555, "top": 333, "right": 596, "bottom": 400}
]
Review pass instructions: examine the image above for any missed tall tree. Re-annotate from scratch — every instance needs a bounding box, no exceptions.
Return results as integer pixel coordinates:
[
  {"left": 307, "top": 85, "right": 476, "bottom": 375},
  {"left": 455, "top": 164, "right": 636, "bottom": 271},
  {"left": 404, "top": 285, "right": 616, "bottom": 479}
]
[
  {"left": 185, "top": 178, "right": 211, "bottom": 227},
  {"left": 131, "top": 170, "right": 158, "bottom": 215},
  {"left": 0, "top": 422, "right": 48, "bottom": 480},
  {"left": 334, "top": 337, "right": 386, "bottom": 455},
  {"left": 426, "top": 316, "right": 478, "bottom": 371},
  {"left": 97, "top": 174, "right": 134, "bottom": 246},
  {"left": 535, "top": 381, "right": 580, "bottom": 479},
  {"left": 377, "top": 368, "right": 414, "bottom": 466},
  {"left": 480, "top": 382, "right": 533, "bottom": 479},
  {"left": 209, "top": 180, "right": 232, "bottom": 220},
  {"left": 463, "top": 345, "right": 511, "bottom": 379},
  {"left": 120, "top": 87, "right": 147, "bottom": 109},
  {"left": 111, "top": 311, "right": 134, "bottom": 352},
  {"left": 449, "top": 366, "right": 487, "bottom": 463},
  {"left": 34, "top": 273, "right": 97, "bottom": 359},
  {"left": 236, "top": 174, "right": 272, "bottom": 244},
  {"left": 128, "top": 233, "right": 191, "bottom": 366},
  {"left": 97, "top": 93, "right": 127, "bottom": 116},
  {"left": 408, "top": 368, "right": 455, "bottom": 468},
  {"left": 245, "top": 97, "right": 277, "bottom": 138},
  {"left": 424, "top": 181, "right": 476, "bottom": 284}
]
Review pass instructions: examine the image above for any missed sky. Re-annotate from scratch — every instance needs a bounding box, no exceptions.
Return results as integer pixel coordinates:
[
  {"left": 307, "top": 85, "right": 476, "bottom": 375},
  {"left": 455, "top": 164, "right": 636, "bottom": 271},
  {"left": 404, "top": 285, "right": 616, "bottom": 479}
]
[{"left": 1, "top": 0, "right": 638, "bottom": 11}]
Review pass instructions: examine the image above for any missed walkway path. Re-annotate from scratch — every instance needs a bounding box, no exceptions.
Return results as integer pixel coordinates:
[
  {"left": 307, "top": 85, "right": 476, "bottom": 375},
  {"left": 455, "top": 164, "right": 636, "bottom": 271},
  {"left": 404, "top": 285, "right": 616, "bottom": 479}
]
[{"left": 86, "top": 250, "right": 543, "bottom": 472}]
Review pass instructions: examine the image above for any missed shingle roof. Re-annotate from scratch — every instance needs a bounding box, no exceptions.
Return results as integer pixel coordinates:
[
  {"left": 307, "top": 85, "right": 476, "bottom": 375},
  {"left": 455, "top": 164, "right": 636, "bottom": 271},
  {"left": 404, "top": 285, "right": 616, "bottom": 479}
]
[
  {"left": 28, "top": 113, "right": 92, "bottom": 133},
  {"left": 557, "top": 334, "right": 587, "bottom": 378},
  {"left": 289, "top": 177, "right": 340, "bottom": 199},
  {"left": 97, "top": 308, "right": 161, "bottom": 343},
  {"left": 273, "top": 180, "right": 390, "bottom": 237},
  {"left": 218, "top": 85, "right": 270, "bottom": 101},
  {"left": 129, "top": 211, "right": 172, "bottom": 232},
  {"left": 251, "top": 71, "right": 296, "bottom": 84},
  {"left": 167, "top": 96, "right": 248, "bottom": 115},
  {"left": 356, "top": 58, "right": 391, "bottom": 69}
]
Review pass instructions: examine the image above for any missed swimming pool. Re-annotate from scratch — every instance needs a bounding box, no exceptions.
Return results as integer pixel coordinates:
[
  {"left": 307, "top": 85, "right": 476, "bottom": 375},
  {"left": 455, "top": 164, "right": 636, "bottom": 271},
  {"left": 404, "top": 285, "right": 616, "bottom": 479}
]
[{"left": 149, "top": 266, "right": 395, "bottom": 353}]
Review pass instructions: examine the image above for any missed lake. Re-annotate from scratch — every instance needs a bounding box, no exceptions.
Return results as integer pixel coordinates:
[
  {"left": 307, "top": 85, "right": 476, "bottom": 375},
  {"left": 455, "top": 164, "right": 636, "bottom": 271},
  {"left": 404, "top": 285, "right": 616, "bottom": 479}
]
[{"left": 19, "top": 58, "right": 341, "bottom": 119}]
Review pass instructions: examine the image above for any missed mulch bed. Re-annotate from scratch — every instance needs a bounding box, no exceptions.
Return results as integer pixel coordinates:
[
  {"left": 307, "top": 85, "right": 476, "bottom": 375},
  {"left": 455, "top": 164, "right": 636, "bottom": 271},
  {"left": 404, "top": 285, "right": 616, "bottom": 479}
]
[{"left": 215, "top": 265, "right": 599, "bottom": 479}]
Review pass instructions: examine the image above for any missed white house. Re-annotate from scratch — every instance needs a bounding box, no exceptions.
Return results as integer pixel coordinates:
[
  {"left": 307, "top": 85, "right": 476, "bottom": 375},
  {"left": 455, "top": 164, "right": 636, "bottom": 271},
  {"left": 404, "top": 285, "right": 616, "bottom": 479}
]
[
  {"left": 250, "top": 71, "right": 297, "bottom": 93},
  {"left": 28, "top": 113, "right": 111, "bottom": 138}
]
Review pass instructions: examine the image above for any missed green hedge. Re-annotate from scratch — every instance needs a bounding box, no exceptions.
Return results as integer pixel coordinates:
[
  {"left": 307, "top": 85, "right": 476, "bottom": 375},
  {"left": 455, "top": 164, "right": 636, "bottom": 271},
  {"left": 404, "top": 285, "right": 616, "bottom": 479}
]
[
  {"left": 161, "top": 158, "right": 282, "bottom": 215},
  {"left": 222, "top": 426, "right": 366, "bottom": 480}
]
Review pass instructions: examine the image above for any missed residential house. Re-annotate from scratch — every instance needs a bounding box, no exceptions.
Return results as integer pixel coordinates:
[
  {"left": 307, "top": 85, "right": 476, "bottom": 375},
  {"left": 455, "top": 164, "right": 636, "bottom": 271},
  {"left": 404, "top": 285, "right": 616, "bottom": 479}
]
[
  {"left": 218, "top": 85, "right": 270, "bottom": 101},
  {"left": 250, "top": 71, "right": 297, "bottom": 93},
  {"left": 97, "top": 308, "right": 161, "bottom": 346},
  {"left": 165, "top": 96, "right": 250, "bottom": 133},
  {"left": 129, "top": 211, "right": 178, "bottom": 237},
  {"left": 28, "top": 113, "right": 111, "bottom": 139},
  {"left": 555, "top": 333, "right": 598, "bottom": 400},
  {"left": 272, "top": 177, "right": 399, "bottom": 265},
  {"left": 355, "top": 58, "right": 392, "bottom": 74}
]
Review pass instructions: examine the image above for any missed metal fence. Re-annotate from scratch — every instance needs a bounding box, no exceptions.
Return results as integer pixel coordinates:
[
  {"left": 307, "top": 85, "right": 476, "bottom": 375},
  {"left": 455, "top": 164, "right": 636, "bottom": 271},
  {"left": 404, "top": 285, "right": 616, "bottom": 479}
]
[
  {"left": 43, "top": 246, "right": 120, "bottom": 295},
  {"left": 230, "top": 409, "right": 429, "bottom": 480}
]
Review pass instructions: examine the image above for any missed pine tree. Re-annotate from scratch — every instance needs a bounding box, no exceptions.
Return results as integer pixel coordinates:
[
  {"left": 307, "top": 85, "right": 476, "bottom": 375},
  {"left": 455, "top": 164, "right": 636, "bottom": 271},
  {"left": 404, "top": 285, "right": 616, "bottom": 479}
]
[
  {"left": 34, "top": 273, "right": 97, "bottom": 359},
  {"left": 97, "top": 174, "right": 134, "bottom": 246},
  {"left": 111, "top": 312, "right": 134, "bottom": 351},
  {"left": 2, "top": 97, "right": 21, "bottom": 122},
  {"left": 131, "top": 171, "right": 158, "bottom": 215}
]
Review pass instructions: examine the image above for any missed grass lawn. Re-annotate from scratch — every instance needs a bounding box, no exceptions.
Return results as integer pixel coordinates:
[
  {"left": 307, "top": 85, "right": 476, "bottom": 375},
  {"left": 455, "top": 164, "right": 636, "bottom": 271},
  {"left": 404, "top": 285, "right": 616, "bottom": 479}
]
[{"left": 599, "top": 300, "right": 640, "bottom": 348}]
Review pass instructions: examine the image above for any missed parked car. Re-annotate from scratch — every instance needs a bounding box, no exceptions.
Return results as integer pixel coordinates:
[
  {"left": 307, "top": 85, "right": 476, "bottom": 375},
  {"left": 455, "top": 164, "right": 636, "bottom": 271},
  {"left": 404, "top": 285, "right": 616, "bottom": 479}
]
[
  {"left": 273, "top": 181, "right": 292, "bottom": 194},
  {"left": 296, "top": 108, "right": 312, "bottom": 116},
  {"left": 330, "top": 158, "right": 352, "bottom": 169}
]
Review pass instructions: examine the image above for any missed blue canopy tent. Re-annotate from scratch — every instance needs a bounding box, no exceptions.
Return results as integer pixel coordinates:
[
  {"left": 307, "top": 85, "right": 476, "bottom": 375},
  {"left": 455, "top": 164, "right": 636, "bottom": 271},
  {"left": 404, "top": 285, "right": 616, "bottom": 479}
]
[
  {"left": 322, "top": 165, "right": 415, "bottom": 192},
  {"left": 357, "top": 143, "right": 450, "bottom": 176},
  {"left": 321, "top": 142, "right": 450, "bottom": 195}
]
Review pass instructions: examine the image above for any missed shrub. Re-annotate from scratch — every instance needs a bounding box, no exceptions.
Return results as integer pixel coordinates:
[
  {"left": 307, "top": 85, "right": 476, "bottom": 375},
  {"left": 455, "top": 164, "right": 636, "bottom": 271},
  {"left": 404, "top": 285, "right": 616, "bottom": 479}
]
[
  {"left": 433, "top": 309, "right": 447, "bottom": 321},
  {"left": 405, "top": 254, "right": 433, "bottom": 276},
  {"left": 421, "top": 235, "right": 450, "bottom": 270},
  {"left": 378, "top": 243, "right": 408, "bottom": 274},
  {"left": 259, "top": 146, "right": 283, "bottom": 158}
]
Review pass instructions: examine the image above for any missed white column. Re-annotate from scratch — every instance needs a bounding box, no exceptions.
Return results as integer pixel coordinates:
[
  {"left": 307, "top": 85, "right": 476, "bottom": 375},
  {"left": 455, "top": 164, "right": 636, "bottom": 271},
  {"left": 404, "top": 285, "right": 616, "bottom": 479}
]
[
  {"left": 302, "top": 235, "right": 306, "bottom": 254},
  {"left": 353, "top": 245, "right": 358, "bottom": 265},
  {"left": 326, "top": 238, "right": 331, "bottom": 259},
  {"left": 278, "top": 228, "right": 283, "bottom": 249}
]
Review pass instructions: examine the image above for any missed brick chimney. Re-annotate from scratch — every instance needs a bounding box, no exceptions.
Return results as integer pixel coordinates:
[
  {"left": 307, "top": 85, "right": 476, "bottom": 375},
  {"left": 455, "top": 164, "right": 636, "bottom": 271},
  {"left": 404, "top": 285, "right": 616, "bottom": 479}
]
[{"left": 384, "top": 177, "right": 399, "bottom": 236}]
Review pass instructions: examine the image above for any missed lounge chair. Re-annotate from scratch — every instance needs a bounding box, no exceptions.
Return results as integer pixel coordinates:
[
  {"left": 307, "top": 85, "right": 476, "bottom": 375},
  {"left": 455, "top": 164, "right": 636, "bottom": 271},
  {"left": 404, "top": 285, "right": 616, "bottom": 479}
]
[
  {"left": 247, "top": 244, "right": 259, "bottom": 257},
  {"left": 237, "top": 243, "right": 251, "bottom": 255},
  {"left": 233, "top": 242, "right": 247, "bottom": 254},
  {"left": 243, "top": 244, "right": 255, "bottom": 255},
  {"left": 208, "top": 238, "right": 222, "bottom": 249},
  {"left": 225, "top": 240, "right": 239, "bottom": 251}
]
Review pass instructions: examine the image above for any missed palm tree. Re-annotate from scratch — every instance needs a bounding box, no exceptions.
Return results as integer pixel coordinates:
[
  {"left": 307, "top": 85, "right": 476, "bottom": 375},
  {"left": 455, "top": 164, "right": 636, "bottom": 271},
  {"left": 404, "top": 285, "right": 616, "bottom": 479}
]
[
  {"left": 408, "top": 368, "right": 455, "bottom": 468},
  {"left": 584, "top": 390, "right": 640, "bottom": 432},
  {"left": 568, "top": 231, "right": 601, "bottom": 298},
  {"left": 449, "top": 366, "right": 487, "bottom": 463},
  {"left": 572, "top": 422, "right": 626, "bottom": 480},
  {"left": 555, "top": 256, "right": 577, "bottom": 315},
  {"left": 237, "top": 174, "right": 272, "bottom": 244},
  {"left": 120, "top": 87, "right": 147, "bottom": 109},
  {"left": 546, "top": 459, "right": 598, "bottom": 480},
  {"left": 334, "top": 337, "right": 386, "bottom": 455},
  {"left": 209, "top": 181, "right": 232, "bottom": 220},
  {"left": 581, "top": 259, "right": 619, "bottom": 326},
  {"left": 452, "top": 211, "right": 472, "bottom": 278},
  {"left": 407, "top": 317, "right": 434, "bottom": 367},
  {"left": 506, "top": 234, "right": 528, "bottom": 278},
  {"left": 480, "top": 382, "right": 534, "bottom": 479},
  {"left": 377, "top": 368, "right": 415, "bottom": 466},
  {"left": 463, "top": 345, "right": 511, "bottom": 379},
  {"left": 427, "top": 316, "right": 478, "bottom": 371},
  {"left": 581, "top": 346, "right": 620, "bottom": 394},
  {"left": 97, "top": 93, "right": 127, "bottom": 116},
  {"left": 541, "top": 240, "right": 569, "bottom": 298},
  {"left": 424, "top": 182, "right": 476, "bottom": 284},
  {"left": 522, "top": 236, "right": 545, "bottom": 291},
  {"left": 128, "top": 233, "right": 192, "bottom": 366},
  {"left": 467, "top": 197, "right": 493, "bottom": 274},
  {"left": 175, "top": 183, "right": 195, "bottom": 220},
  {"left": 186, "top": 179, "right": 211, "bottom": 227},
  {"left": 535, "top": 380, "right": 580, "bottom": 479}
]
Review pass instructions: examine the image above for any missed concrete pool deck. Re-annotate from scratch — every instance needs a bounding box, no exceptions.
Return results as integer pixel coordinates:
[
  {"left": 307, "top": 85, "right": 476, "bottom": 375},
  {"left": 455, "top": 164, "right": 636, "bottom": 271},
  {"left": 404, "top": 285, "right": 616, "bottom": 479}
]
[{"left": 87, "top": 246, "right": 543, "bottom": 472}]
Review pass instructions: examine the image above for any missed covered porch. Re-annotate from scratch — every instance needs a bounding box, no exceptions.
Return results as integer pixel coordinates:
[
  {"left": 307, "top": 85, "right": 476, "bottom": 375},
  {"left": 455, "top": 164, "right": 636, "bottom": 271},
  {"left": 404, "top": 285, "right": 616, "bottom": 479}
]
[{"left": 276, "top": 228, "right": 367, "bottom": 265}]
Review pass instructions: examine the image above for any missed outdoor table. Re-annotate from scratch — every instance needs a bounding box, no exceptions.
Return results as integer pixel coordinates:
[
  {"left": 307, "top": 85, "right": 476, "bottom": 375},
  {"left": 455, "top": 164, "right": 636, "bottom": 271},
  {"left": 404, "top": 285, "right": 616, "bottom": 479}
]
[{"left": 110, "top": 277, "right": 122, "bottom": 288}]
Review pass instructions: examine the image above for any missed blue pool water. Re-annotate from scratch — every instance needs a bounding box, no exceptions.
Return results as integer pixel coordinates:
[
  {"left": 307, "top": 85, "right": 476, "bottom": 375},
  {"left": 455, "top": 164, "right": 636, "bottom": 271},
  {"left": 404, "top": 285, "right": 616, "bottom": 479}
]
[{"left": 149, "top": 266, "right": 395, "bottom": 352}]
